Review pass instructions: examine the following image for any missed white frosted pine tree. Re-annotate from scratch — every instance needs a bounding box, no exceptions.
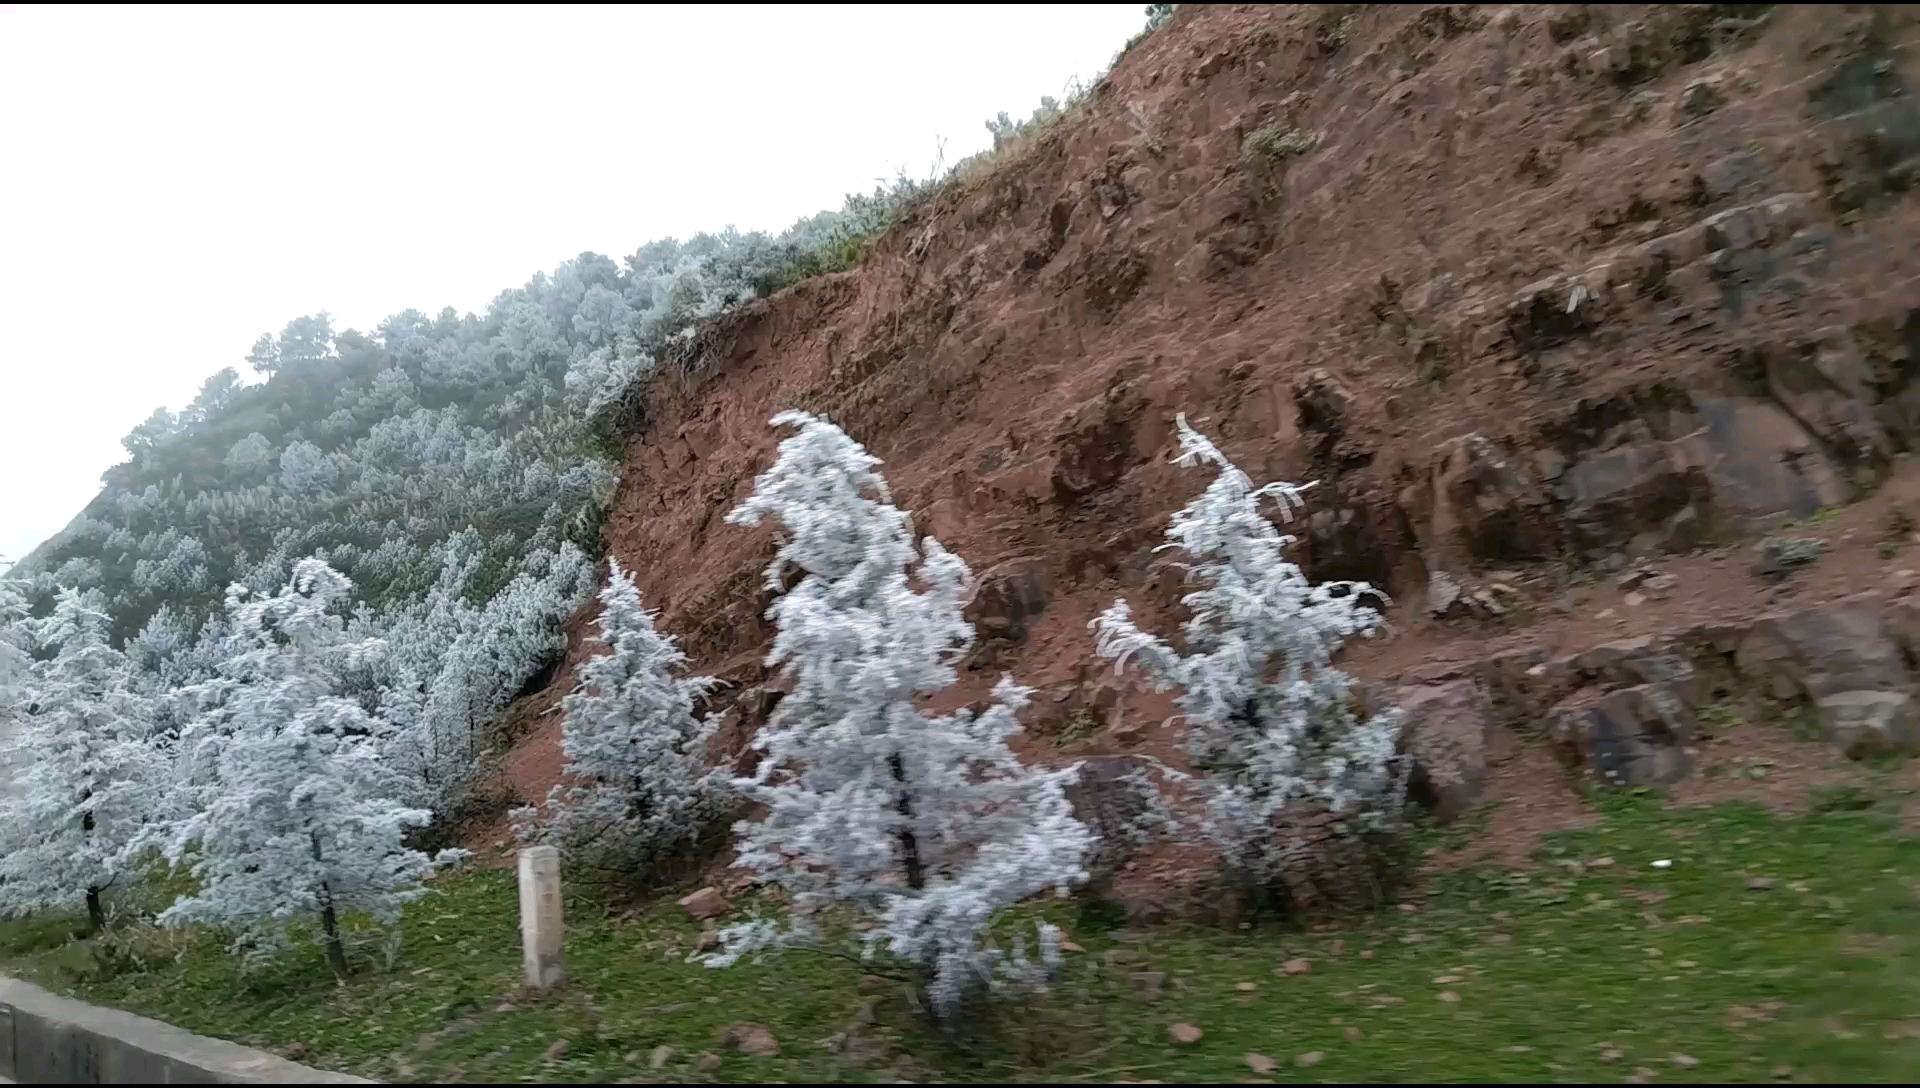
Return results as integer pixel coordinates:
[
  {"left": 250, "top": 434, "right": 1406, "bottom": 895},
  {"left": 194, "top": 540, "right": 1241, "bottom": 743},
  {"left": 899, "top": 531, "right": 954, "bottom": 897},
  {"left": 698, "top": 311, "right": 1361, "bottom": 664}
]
[
  {"left": 513, "top": 559, "right": 726, "bottom": 877},
  {"left": 705, "top": 412, "right": 1090, "bottom": 1020},
  {"left": 1091, "top": 415, "right": 1405, "bottom": 903},
  {"left": 160, "top": 558, "right": 443, "bottom": 979},
  {"left": 0, "top": 588, "right": 163, "bottom": 933}
]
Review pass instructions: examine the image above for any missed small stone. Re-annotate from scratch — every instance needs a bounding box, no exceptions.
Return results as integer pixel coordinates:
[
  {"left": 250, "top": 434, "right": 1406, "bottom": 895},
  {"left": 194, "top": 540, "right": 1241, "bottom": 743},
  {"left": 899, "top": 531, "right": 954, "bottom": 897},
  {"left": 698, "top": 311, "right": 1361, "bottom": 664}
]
[
  {"left": 1670, "top": 1053, "right": 1699, "bottom": 1068},
  {"left": 859, "top": 973, "right": 889, "bottom": 992},
  {"left": 1677, "top": 77, "right": 1724, "bottom": 118},
  {"left": 649, "top": 1045, "right": 675, "bottom": 1070},
  {"left": 1060, "top": 940, "right": 1085, "bottom": 953},
  {"left": 1771, "top": 1065, "right": 1794, "bottom": 1079},
  {"left": 1628, "top": 1067, "right": 1657, "bottom": 1084},
  {"left": 1600, "top": 1045, "right": 1624, "bottom": 1061},
  {"left": 1502, "top": 1045, "right": 1534, "bottom": 1053},
  {"left": 1295, "top": 1050, "right": 1325, "bottom": 1068},
  {"left": 1245, "top": 1053, "right": 1276, "bottom": 1074},
  {"left": 1625, "top": 591, "right": 1648, "bottom": 607},
  {"left": 696, "top": 928, "right": 722, "bottom": 952},
  {"left": 1106, "top": 948, "right": 1142, "bottom": 967},
  {"left": 1343, "top": 1026, "right": 1364, "bottom": 1042},
  {"left": 280, "top": 1042, "right": 310, "bottom": 1062},
  {"left": 1235, "top": 981, "right": 1258, "bottom": 992},
  {"left": 544, "top": 1040, "right": 571, "bottom": 1062},
  {"left": 1433, "top": 974, "right": 1465, "bottom": 984},
  {"left": 1651, "top": 859, "right": 1673, "bottom": 870},
  {"left": 1280, "top": 957, "right": 1313, "bottom": 975},
  {"left": 1437, "top": 990, "right": 1462, "bottom": 1003},
  {"left": 1359, "top": 949, "right": 1375, "bottom": 960},
  {"left": 1169, "top": 1022, "right": 1204, "bottom": 1045},
  {"left": 693, "top": 1052, "right": 722, "bottom": 1073},
  {"left": 1130, "top": 970, "right": 1167, "bottom": 1001},
  {"left": 718, "top": 1022, "right": 780, "bottom": 1058},
  {"left": 678, "top": 886, "right": 731, "bottom": 920}
]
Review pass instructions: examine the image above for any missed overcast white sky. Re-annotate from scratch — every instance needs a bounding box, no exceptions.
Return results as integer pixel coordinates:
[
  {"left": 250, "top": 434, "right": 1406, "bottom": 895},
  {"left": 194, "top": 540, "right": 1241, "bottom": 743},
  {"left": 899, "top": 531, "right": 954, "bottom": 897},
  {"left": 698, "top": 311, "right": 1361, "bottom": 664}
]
[{"left": 0, "top": 3, "right": 1146, "bottom": 569}]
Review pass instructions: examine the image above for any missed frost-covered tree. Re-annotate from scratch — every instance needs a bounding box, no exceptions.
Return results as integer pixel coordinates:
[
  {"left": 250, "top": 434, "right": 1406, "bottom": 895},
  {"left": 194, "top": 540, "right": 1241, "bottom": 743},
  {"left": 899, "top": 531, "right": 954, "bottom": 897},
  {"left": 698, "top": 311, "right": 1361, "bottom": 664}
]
[
  {"left": 513, "top": 560, "right": 726, "bottom": 877},
  {"left": 160, "top": 559, "right": 444, "bottom": 978},
  {"left": 0, "top": 589, "right": 162, "bottom": 932},
  {"left": 705, "top": 412, "right": 1090, "bottom": 1020},
  {"left": 224, "top": 432, "right": 274, "bottom": 478},
  {"left": 374, "top": 539, "right": 594, "bottom": 815},
  {"left": 0, "top": 579, "right": 39, "bottom": 850},
  {"left": 1091, "top": 416, "right": 1405, "bottom": 904},
  {"left": 278, "top": 439, "right": 339, "bottom": 496}
]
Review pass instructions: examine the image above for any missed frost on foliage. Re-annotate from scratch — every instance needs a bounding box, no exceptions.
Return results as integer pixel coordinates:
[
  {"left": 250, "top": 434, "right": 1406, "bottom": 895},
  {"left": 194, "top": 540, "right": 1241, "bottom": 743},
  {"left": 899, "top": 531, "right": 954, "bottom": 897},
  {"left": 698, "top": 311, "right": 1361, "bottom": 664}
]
[
  {"left": 706, "top": 412, "right": 1090, "bottom": 1019},
  {"left": 565, "top": 348, "right": 653, "bottom": 437},
  {"left": 0, "top": 588, "right": 164, "bottom": 924},
  {"left": 160, "top": 559, "right": 444, "bottom": 972},
  {"left": 513, "top": 560, "right": 726, "bottom": 875},
  {"left": 1091, "top": 416, "right": 1406, "bottom": 892},
  {"left": 372, "top": 537, "right": 593, "bottom": 813}
]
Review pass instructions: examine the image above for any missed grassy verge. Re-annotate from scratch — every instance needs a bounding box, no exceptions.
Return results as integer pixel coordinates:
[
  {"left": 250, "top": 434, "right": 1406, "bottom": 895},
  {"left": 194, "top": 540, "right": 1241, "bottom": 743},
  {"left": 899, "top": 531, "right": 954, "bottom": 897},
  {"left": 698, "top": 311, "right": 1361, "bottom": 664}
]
[{"left": 5, "top": 784, "right": 1920, "bottom": 1083}]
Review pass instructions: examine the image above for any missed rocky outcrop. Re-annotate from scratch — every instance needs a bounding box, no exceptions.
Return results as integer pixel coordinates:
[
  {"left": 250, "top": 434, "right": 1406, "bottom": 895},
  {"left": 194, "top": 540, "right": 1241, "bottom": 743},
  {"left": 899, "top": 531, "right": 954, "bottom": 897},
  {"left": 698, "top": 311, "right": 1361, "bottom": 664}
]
[
  {"left": 1388, "top": 584, "right": 1920, "bottom": 805},
  {"left": 1733, "top": 598, "right": 1907, "bottom": 700}
]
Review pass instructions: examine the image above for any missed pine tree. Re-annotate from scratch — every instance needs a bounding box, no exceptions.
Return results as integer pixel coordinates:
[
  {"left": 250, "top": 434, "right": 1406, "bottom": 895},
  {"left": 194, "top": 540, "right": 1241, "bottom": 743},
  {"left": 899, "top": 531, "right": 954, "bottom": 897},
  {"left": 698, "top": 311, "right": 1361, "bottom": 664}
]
[
  {"left": 1091, "top": 416, "right": 1405, "bottom": 902},
  {"left": 159, "top": 559, "right": 443, "bottom": 978},
  {"left": 513, "top": 560, "right": 726, "bottom": 878},
  {"left": 706, "top": 412, "right": 1090, "bottom": 1020},
  {"left": 0, "top": 589, "right": 163, "bottom": 933}
]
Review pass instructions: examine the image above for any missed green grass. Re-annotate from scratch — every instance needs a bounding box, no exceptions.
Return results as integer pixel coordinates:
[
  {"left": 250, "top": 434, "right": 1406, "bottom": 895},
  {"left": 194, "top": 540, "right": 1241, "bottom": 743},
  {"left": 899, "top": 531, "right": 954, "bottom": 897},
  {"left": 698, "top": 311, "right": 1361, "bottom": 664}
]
[{"left": 6, "top": 790, "right": 1920, "bottom": 1083}]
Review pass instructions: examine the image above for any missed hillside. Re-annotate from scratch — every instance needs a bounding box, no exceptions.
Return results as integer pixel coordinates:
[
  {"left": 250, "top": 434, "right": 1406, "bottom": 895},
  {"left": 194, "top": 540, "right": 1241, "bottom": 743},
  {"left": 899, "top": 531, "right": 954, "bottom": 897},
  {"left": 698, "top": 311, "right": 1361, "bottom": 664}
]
[{"left": 499, "top": 0, "right": 1920, "bottom": 839}]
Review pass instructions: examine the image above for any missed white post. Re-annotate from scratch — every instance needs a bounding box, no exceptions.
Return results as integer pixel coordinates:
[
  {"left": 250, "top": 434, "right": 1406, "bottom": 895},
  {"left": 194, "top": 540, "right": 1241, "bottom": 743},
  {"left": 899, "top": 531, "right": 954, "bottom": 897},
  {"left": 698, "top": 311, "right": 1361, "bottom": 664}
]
[{"left": 517, "top": 845, "right": 565, "bottom": 990}]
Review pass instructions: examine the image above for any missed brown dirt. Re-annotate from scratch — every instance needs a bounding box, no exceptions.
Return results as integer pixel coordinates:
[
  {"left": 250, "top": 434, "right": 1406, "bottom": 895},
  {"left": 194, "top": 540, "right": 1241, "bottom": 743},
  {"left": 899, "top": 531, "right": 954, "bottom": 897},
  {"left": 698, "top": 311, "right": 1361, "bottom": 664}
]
[{"left": 494, "top": 4, "right": 1920, "bottom": 868}]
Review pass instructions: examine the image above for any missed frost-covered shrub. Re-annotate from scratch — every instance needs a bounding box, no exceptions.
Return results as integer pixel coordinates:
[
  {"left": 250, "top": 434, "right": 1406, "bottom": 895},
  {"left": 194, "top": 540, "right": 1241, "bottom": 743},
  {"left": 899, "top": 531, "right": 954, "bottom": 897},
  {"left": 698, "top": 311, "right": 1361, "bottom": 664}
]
[
  {"left": 704, "top": 412, "right": 1090, "bottom": 1021},
  {"left": 159, "top": 559, "right": 454, "bottom": 978},
  {"left": 512, "top": 560, "right": 728, "bottom": 881},
  {"left": 1091, "top": 416, "right": 1407, "bottom": 910}
]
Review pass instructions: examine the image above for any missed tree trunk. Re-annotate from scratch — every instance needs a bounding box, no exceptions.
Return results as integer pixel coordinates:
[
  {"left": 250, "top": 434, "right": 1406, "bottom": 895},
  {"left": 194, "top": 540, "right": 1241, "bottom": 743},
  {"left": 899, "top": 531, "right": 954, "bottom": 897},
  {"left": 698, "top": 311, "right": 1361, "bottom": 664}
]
[
  {"left": 888, "top": 752, "right": 925, "bottom": 892},
  {"left": 319, "top": 893, "right": 351, "bottom": 981},
  {"left": 81, "top": 802, "right": 105, "bottom": 934},
  {"left": 311, "top": 831, "right": 351, "bottom": 980}
]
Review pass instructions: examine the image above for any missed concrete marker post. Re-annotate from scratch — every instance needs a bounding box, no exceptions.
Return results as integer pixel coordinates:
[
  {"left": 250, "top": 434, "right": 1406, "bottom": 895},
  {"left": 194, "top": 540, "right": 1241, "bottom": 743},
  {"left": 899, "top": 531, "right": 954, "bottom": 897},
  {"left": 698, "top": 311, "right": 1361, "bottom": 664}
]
[{"left": 517, "top": 845, "right": 565, "bottom": 990}]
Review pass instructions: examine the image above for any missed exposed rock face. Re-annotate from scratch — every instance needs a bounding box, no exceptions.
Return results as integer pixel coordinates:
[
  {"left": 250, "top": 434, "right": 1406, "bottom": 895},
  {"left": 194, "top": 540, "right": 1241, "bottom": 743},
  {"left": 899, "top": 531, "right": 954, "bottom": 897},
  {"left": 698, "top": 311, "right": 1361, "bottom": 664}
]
[
  {"left": 1734, "top": 598, "right": 1906, "bottom": 701},
  {"left": 1385, "top": 585, "right": 1920, "bottom": 797},
  {"left": 964, "top": 557, "right": 1050, "bottom": 644}
]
